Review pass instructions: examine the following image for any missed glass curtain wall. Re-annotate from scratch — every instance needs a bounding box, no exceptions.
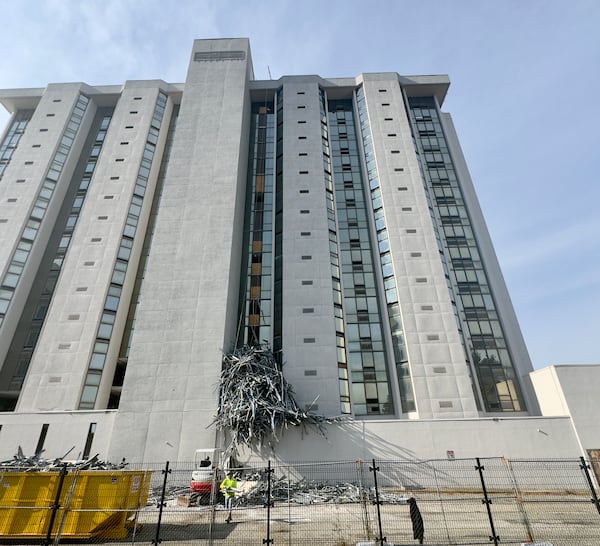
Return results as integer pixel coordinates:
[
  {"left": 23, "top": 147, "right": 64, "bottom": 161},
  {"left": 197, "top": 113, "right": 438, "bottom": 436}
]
[
  {"left": 238, "top": 101, "right": 275, "bottom": 348},
  {"left": 408, "top": 96, "right": 525, "bottom": 412},
  {"left": 327, "top": 98, "right": 393, "bottom": 416}
]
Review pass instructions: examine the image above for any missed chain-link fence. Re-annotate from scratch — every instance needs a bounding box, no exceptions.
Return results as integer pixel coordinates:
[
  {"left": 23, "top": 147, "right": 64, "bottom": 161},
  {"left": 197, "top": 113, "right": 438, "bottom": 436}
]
[{"left": 1, "top": 456, "right": 599, "bottom": 545}]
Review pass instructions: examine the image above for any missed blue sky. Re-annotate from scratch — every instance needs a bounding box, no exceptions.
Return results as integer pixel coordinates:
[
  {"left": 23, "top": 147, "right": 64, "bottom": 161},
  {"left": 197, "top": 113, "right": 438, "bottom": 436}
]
[{"left": 1, "top": 0, "right": 598, "bottom": 370}]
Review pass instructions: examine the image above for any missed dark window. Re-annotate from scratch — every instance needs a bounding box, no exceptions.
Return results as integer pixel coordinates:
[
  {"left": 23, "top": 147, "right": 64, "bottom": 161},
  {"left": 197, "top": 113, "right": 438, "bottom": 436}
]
[{"left": 34, "top": 424, "right": 49, "bottom": 456}]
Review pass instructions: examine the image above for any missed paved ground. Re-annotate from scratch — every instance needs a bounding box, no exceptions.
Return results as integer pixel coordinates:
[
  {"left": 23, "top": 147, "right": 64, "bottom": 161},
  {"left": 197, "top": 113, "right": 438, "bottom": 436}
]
[
  {"left": 40, "top": 493, "right": 599, "bottom": 546},
  {"left": 2, "top": 492, "right": 598, "bottom": 545}
]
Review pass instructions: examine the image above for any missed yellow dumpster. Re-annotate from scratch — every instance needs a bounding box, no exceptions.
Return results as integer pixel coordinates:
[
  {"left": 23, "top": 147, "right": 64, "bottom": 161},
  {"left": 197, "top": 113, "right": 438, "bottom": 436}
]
[{"left": 0, "top": 469, "right": 153, "bottom": 540}]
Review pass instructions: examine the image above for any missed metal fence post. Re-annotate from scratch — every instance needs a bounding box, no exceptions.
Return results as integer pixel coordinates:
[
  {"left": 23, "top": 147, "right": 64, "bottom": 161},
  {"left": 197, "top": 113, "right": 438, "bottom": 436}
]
[
  {"left": 263, "top": 459, "right": 274, "bottom": 545},
  {"left": 475, "top": 457, "right": 499, "bottom": 546},
  {"left": 356, "top": 459, "right": 373, "bottom": 540},
  {"left": 152, "top": 460, "right": 171, "bottom": 546},
  {"left": 369, "top": 459, "right": 386, "bottom": 546},
  {"left": 502, "top": 457, "right": 534, "bottom": 542},
  {"left": 42, "top": 463, "right": 68, "bottom": 546},
  {"left": 579, "top": 456, "right": 600, "bottom": 516}
]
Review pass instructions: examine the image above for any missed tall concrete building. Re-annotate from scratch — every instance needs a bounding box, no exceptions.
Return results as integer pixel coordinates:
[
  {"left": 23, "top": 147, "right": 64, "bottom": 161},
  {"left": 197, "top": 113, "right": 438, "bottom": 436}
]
[{"left": 0, "top": 38, "right": 552, "bottom": 463}]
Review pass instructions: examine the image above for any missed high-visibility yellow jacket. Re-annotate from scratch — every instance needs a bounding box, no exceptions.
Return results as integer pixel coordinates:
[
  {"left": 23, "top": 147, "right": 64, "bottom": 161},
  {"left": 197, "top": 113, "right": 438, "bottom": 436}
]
[{"left": 220, "top": 476, "right": 237, "bottom": 499}]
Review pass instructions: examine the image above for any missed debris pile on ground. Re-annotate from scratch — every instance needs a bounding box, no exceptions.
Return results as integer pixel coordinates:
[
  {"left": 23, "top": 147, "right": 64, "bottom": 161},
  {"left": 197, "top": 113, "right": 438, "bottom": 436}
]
[
  {"left": 236, "top": 477, "right": 409, "bottom": 506},
  {"left": 212, "top": 345, "right": 343, "bottom": 456},
  {"left": 0, "top": 446, "right": 128, "bottom": 471}
]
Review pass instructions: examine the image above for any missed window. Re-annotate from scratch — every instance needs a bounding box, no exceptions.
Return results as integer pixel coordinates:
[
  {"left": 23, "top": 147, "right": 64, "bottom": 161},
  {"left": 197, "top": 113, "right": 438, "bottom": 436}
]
[
  {"left": 82, "top": 422, "right": 97, "bottom": 459},
  {"left": 35, "top": 424, "right": 49, "bottom": 456},
  {"left": 398, "top": 187, "right": 408, "bottom": 191},
  {"left": 394, "top": 168, "right": 404, "bottom": 172},
  {"left": 301, "top": 280, "right": 313, "bottom": 285},
  {"left": 300, "top": 231, "right": 311, "bottom": 236},
  {"left": 301, "top": 255, "right": 312, "bottom": 260},
  {"left": 299, "top": 170, "right": 309, "bottom": 174},
  {"left": 299, "top": 152, "right": 308, "bottom": 156},
  {"left": 391, "top": 150, "right": 400, "bottom": 154},
  {"left": 110, "top": 176, "right": 120, "bottom": 180},
  {"left": 300, "top": 210, "right": 310, "bottom": 214},
  {"left": 46, "top": 113, "right": 55, "bottom": 117}
]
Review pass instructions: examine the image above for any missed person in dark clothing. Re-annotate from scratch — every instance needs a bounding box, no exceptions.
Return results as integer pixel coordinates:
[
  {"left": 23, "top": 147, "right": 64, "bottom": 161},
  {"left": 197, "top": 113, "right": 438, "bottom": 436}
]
[{"left": 407, "top": 497, "right": 424, "bottom": 544}]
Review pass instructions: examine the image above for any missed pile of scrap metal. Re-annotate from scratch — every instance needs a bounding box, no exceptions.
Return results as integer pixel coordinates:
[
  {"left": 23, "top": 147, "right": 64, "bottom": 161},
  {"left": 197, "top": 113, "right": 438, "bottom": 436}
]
[
  {"left": 212, "top": 345, "right": 343, "bottom": 457},
  {"left": 235, "top": 476, "right": 409, "bottom": 506},
  {"left": 0, "top": 446, "right": 129, "bottom": 471}
]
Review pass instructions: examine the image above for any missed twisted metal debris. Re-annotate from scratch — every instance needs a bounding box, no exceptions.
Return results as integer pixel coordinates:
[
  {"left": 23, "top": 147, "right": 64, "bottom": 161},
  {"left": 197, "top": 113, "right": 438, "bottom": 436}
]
[
  {"left": 212, "top": 345, "right": 342, "bottom": 456},
  {"left": 0, "top": 446, "right": 128, "bottom": 471}
]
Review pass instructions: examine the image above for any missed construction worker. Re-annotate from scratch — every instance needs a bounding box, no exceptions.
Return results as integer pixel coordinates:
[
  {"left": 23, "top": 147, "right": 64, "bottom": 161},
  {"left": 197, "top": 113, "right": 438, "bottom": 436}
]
[{"left": 220, "top": 471, "right": 238, "bottom": 523}]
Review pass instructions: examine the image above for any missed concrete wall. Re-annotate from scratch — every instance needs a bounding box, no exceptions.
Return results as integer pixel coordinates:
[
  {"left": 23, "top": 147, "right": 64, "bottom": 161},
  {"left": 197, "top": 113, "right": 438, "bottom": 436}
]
[
  {"left": 0, "top": 85, "right": 96, "bottom": 369},
  {"left": 279, "top": 77, "right": 341, "bottom": 416},
  {"left": 108, "top": 38, "right": 254, "bottom": 463},
  {"left": 0, "top": 409, "right": 581, "bottom": 466},
  {"left": 0, "top": 410, "right": 116, "bottom": 461},
  {"left": 17, "top": 82, "right": 169, "bottom": 412},
  {"left": 531, "top": 365, "right": 600, "bottom": 454},
  {"left": 238, "top": 414, "right": 582, "bottom": 464}
]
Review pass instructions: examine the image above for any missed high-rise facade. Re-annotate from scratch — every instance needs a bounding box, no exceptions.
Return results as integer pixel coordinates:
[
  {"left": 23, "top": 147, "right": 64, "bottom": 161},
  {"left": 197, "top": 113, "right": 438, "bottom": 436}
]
[{"left": 0, "top": 38, "right": 542, "bottom": 462}]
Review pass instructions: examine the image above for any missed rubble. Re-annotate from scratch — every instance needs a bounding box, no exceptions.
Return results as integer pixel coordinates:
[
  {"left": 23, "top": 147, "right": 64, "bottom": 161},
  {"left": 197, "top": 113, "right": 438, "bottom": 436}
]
[
  {"left": 212, "top": 345, "right": 343, "bottom": 457},
  {"left": 0, "top": 446, "right": 129, "bottom": 471},
  {"left": 235, "top": 476, "right": 409, "bottom": 506}
]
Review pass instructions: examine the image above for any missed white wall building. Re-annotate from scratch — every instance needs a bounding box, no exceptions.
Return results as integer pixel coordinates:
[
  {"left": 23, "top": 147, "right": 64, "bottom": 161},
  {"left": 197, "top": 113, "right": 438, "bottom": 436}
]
[{"left": 0, "top": 38, "right": 590, "bottom": 464}]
